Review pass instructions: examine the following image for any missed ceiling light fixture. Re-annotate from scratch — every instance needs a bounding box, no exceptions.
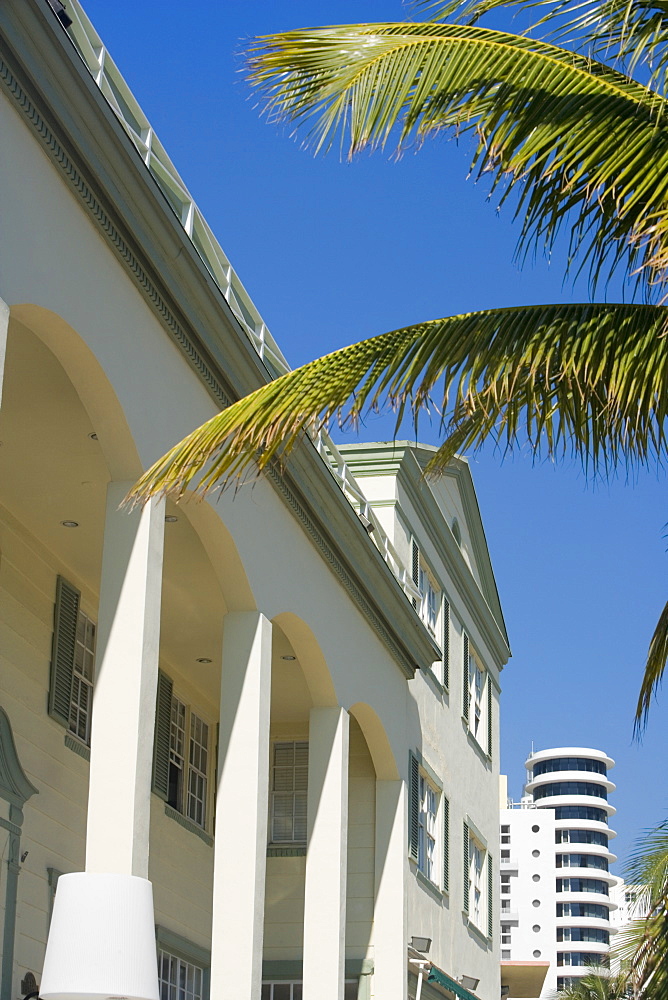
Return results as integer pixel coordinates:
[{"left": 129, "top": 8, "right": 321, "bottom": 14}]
[
  {"left": 196, "top": 657, "right": 212, "bottom": 664},
  {"left": 281, "top": 655, "right": 296, "bottom": 661},
  {"left": 88, "top": 432, "right": 98, "bottom": 441},
  {"left": 164, "top": 515, "right": 179, "bottom": 523},
  {"left": 60, "top": 520, "right": 79, "bottom": 528}
]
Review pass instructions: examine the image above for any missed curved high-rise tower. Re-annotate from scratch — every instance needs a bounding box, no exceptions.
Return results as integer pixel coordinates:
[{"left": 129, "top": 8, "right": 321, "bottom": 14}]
[{"left": 525, "top": 747, "right": 617, "bottom": 990}]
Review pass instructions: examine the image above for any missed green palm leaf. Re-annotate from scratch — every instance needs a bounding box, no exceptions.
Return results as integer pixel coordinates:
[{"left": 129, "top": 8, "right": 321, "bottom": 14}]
[
  {"left": 248, "top": 22, "right": 668, "bottom": 290},
  {"left": 636, "top": 598, "right": 668, "bottom": 732},
  {"left": 619, "top": 823, "right": 668, "bottom": 1000}
]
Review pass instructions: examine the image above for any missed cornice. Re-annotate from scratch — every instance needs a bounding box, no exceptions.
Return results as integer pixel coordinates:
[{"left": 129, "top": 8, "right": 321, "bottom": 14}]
[{"left": 0, "top": 0, "right": 438, "bottom": 677}]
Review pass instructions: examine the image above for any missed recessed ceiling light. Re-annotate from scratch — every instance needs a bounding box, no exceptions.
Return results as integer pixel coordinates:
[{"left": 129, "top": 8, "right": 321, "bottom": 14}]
[
  {"left": 165, "top": 515, "right": 179, "bottom": 523},
  {"left": 60, "top": 520, "right": 79, "bottom": 528},
  {"left": 281, "top": 655, "right": 297, "bottom": 661},
  {"left": 88, "top": 432, "right": 98, "bottom": 441},
  {"left": 196, "top": 657, "right": 212, "bottom": 664}
]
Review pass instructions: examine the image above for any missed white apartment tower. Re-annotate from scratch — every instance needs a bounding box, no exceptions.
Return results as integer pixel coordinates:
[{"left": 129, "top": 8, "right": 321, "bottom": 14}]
[{"left": 500, "top": 748, "right": 618, "bottom": 998}]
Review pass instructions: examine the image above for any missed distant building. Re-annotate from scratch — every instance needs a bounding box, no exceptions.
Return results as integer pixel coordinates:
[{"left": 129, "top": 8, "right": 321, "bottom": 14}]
[{"left": 500, "top": 748, "right": 618, "bottom": 998}]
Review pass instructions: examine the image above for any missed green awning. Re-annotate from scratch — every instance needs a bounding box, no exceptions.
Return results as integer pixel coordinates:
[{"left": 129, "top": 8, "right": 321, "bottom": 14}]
[{"left": 427, "top": 968, "right": 478, "bottom": 1000}]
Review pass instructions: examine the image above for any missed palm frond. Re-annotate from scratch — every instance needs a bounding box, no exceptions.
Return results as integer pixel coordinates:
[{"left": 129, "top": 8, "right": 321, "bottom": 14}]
[
  {"left": 248, "top": 23, "right": 668, "bottom": 291},
  {"left": 635, "top": 598, "right": 668, "bottom": 732},
  {"left": 130, "top": 301, "right": 668, "bottom": 506},
  {"left": 620, "top": 824, "right": 668, "bottom": 1000}
]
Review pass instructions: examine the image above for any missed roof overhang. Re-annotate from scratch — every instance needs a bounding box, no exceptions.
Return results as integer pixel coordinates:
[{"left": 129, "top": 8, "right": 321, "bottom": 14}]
[{"left": 501, "top": 961, "right": 550, "bottom": 998}]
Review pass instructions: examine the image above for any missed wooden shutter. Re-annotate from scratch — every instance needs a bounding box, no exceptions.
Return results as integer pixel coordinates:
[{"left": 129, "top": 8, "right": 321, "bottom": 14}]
[
  {"left": 462, "top": 632, "right": 470, "bottom": 722},
  {"left": 441, "top": 595, "right": 450, "bottom": 689},
  {"left": 49, "top": 576, "right": 80, "bottom": 727},
  {"left": 463, "top": 821, "right": 470, "bottom": 913},
  {"left": 487, "top": 852, "right": 494, "bottom": 938},
  {"left": 409, "top": 751, "right": 419, "bottom": 862},
  {"left": 487, "top": 678, "right": 493, "bottom": 758},
  {"left": 411, "top": 537, "right": 420, "bottom": 610},
  {"left": 442, "top": 794, "right": 450, "bottom": 893},
  {"left": 152, "top": 669, "right": 173, "bottom": 800}
]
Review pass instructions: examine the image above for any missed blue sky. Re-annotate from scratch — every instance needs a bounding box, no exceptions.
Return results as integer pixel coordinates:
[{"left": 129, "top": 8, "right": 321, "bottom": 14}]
[{"left": 79, "top": 0, "right": 667, "bottom": 871}]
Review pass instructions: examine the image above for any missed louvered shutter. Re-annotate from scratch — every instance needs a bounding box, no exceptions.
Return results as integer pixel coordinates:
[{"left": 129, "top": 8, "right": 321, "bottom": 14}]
[
  {"left": 441, "top": 595, "right": 450, "bottom": 689},
  {"left": 152, "top": 669, "right": 173, "bottom": 800},
  {"left": 411, "top": 537, "right": 420, "bottom": 610},
  {"left": 463, "top": 821, "right": 470, "bottom": 913},
  {"left": 408, "top": 751, "right": 419, "bottom": 862},
  {"left": 442, "top": 794, "right": 450, "bottom": 893},
  {"left": 462, "top": 632, "right": 470, "bottom": 722},
  {"left": 487, "top": 679, "right": 493, "bottom": 758},
  {"left": 49, "top": 576, "right": 80, "bottom": 727},
  {"left": 487, "top": 852, "right": 494, "bottom": 938}
]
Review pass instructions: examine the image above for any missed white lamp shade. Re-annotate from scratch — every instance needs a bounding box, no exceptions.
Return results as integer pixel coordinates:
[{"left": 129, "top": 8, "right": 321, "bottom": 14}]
[{"left": 40, "top": 872, "right": 160, "bottom": 1000}]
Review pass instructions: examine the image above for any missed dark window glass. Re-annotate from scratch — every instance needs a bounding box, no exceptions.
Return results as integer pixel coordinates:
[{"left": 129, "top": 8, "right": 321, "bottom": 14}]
[
  {"left": 557, "top": 927, "right": 610, "bottom": 944},
  {"left": 534, "top": 757, "right": 607, "bottom": 777},
  {"left": 534, "top": 782, "right": 607, "bottom": 801},
  {"left": 556, "top": 878, "right": 609, "bottom": 895},
  {"left": 556, "top": 829, "right": 608, "bottom": 847},
  {"left": 557, "top": 953, "right": 609, "bottom": 968},
  {"left": 557, "top": 902, "right": 609, "bottom": 919},
  {"left": 554, "top": 806, "right": 608, "bottom": 824},
  {"left": 556, "top": 854, "right": 609, "bottom": 871},
  {"left": 558, "top": 979, "right": 583, "bottom": 991}
]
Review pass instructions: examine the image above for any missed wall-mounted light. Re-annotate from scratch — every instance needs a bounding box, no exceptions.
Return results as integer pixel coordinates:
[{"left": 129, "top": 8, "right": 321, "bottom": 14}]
[
  {"left": 460, "top": 975, "right": 480, "bottom": 991},
  {"left": 410, "top": 936, "right": 432, "bottom": 954}
]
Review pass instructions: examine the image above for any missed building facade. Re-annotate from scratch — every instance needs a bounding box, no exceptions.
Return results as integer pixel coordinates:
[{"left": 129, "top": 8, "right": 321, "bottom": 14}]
[
  {"left": 0, "top": 2, "right": 510, "bottom": 999},
  {"left": 500, "top": 749, "right": 618, "bottom": 998}
]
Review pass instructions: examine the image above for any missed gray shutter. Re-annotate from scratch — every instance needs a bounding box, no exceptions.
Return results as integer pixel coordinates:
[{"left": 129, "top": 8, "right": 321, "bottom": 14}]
[
  {"left": 462, "top": 632, "right": 470, "bottom": 722},
  {"left": 442, "top": 595, "right": 450, "bottom": 689},
  {"left": 152, "top": 670, "right": 173, "bottom": 800},
  {"left": 411, "top": 537, "right": 420, "bottom": 610},
  {"left": 487, "top": 678, "right": 493, "bottom": 758},
  {"left": 49, "top": 576, "right": 80, "bottom": 727},
  {"left": 463, "top": 821, "right": 470, "bottom": 913},
  {"left": 487, "top": 852, "right": 494, "bottom": 938},
  {"left": 409, "top": 751, "right": 419, "bottom": 862},
  {"left": 442, "top": 794, "right": 450, "bottom": 893}
]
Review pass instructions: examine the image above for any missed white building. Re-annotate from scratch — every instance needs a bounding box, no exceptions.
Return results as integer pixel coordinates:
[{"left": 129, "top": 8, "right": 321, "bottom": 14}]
[
  {"left": 500, "top": 749, "right": 618, "bottom": 998},
  {"left": 0, "top": 2, "right": 511, "bottom": 999}
]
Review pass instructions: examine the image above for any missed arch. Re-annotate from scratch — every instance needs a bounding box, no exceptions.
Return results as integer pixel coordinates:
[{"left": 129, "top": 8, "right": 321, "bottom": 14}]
[
  {"left": 175, "top": 495, "right": 255, "bottom": 613},
  {"left": 272, "top": 612, "right": 337, "bottom": 709},
  {"left": 10, "top": 304, "right": 141, "bottom": 480},
  {"left": 348, "top": 702, "right": 400, "bottom": 780}
]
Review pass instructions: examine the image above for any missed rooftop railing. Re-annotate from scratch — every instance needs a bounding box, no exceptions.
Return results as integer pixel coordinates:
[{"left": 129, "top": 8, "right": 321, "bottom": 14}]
[{"left": 62, "top": 0, "right": 421, "bottom": 607}]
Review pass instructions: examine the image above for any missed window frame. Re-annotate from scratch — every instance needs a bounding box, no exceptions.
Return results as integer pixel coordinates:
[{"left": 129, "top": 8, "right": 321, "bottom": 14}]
[
  {"left": 167, "top": 693, "right": 211, "bottom": 833},
  {"left": 155, "top": 926, "right": 210, "bottom": 1000},
  {"left": 269, "top": 740, "right": 309, "bottom": 846}
]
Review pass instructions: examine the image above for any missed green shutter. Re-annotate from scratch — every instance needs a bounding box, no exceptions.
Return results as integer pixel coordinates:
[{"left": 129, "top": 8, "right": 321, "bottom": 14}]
[
  {"left": 487, "top": 678, "right": 493, "bottom": 758},
  {"left": 409, "top": 751, "right": 419, "bottom": 862},
  {"left": 442, "top": 595, "right": 450, "bottom": 689},
  {"left": 462, "top": 633, "right": 470, "bottom": 722},
  {"left": 411, "top": 537, "right": 420, "bottom": 610},
  {"left": 152, "top": 670, "right": 173, "bottom": 800},
  {"left": 442, "top": 794, "right": 450, "bottom": 893},
  {"left": 49, "top": 576, "right": 80, "bottom": 727},
  {"left": 487, "top": 852, "right": 494, "bottom": 939},
  {"left": 463, "top": 821, "right": 470, "bottom": 913}
]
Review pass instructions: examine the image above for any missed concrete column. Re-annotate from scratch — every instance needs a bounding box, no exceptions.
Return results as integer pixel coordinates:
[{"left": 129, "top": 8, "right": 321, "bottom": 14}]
[
  {"left": 210, "top": 612, "right": 272, "bottom": 1000},
  {"left": 0, "top": 296, "right": 9, "bottom": 408},
  {"left": 303, "top": 707, "right": 350, "bottom": 1000},
  {"left": 373, "top": 780, "right": 408, "bottom": 1000},
  {"left": 85, "top": 482, "right": 165, "bottom": 878}
]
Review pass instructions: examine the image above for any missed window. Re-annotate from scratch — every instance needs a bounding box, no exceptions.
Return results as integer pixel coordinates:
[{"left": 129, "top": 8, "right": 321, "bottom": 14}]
[
  {"left": 463, "top": 637, "right": 493, "bottom": 756},
  {"left": 557, "top": 902, "right": 609, "bottom": 919},
  {"left": 556, "top": 829, "right": 608, "bottom": 847},
  {"left": 554, "top": 806, "right": 608, "bottom": 824},
  {"left": 410, "top": 538, "right": 450, "bottom": 687},
  {"left": 533, "top": 757, "right": 607, "bottom": 777},
  {"left": 534, "top": 782, "right": 607, "bottom": 801},
  {"left": 501, "top": 874, "right": 511, "bottom": 895},
  {"left": 501, "top": 849, "right": 510, "bottom": 860},
  {"left": 49, "top": 576, "right": 97, "bottom": 748},
  {"left": 501, "top": 927, "right": 512, "bottom": 945},
  {"left": 262, "top": 984, "right": 357, "bottom": 1000},
  {"left": 501, "top": 899, "right": 511, "bottom": 913},
  {"left": 69, "top": 609, "right": 96, "bottom": 745},
  {"left": 465, "top": 824, "right": 491, "bottom": 935},
  {"left": 418, "top": 774, "right": 438, "bottom": 881},
  {"left": 556, "top": 878, "right": 609, "bottom": 896},
  {"left": 558, "top": 928, "right": 609, "bottom": 944},
  {"left": 557, "top": 953, "right": 609, "bottom": 968},
  {"left": 270, "top": 741, "right": 308, "bottom": 843},
  {"left": 167, "top": 696, "right": 210, "bottom": 830},
  {"left": 158, "top": 950, "right": 205, "bottom": 1000},
  {"left": 556, "top": 854, "right": 608, "bottom": 871}
]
